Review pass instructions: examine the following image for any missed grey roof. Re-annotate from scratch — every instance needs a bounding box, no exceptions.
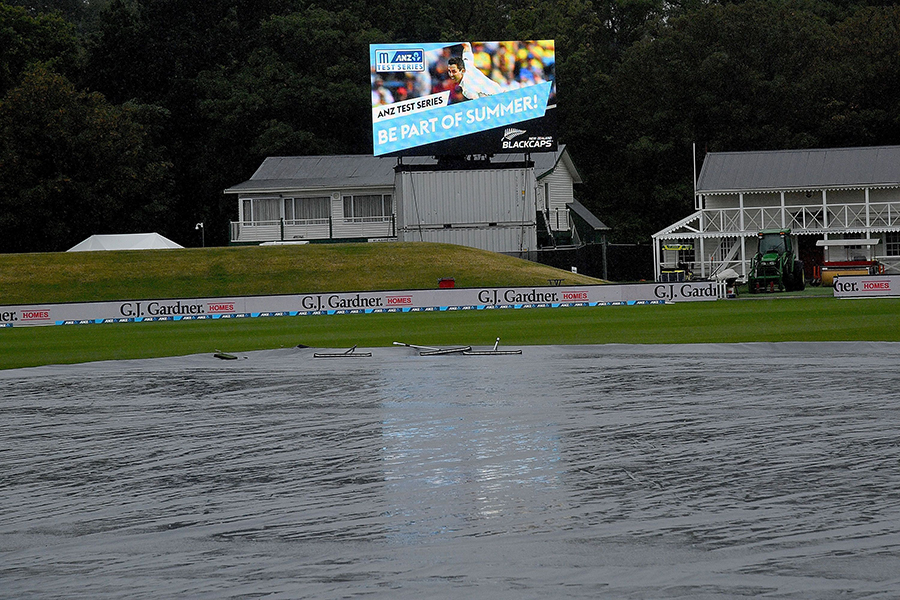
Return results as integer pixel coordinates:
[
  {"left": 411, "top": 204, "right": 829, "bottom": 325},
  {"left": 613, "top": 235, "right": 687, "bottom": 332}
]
[
  {"left": 225, "top": 155, "right": 398, "bottom": 194},
  {"left": 696, "top": 145, "right": 900, "bottom": 193},
  {"left": 224, "top": 146, "right": 577, "bottom": 194},
  {"left": 532, "top": 145, "right": 582, "bottom": 183},
  {"left": 567, "top": 199, "right": 609, "bottom": 230}
]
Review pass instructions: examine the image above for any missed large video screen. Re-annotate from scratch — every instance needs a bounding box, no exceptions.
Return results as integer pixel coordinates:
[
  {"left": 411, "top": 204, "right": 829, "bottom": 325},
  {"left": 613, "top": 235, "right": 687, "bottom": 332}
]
[{"left": 370, "top": 41, "right": 557, "bottom": 157}]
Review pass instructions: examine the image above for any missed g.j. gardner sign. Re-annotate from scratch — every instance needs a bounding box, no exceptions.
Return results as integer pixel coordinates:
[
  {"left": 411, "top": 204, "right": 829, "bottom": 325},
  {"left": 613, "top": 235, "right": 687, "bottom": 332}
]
[{"left": 0, "top": 282, "right": 723, "bottom": 328}]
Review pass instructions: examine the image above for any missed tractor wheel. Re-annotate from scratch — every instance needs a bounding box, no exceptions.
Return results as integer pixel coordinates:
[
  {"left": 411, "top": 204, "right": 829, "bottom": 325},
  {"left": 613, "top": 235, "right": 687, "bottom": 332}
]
[
  {"left": 783, "top": 272, "right": 795, "bottom": 292},
  {"left": 780, "top": 261, "right": 792, "bottom": 291},
  {"left": 794, "top": 261, "right": 806, "bottom": 291}
]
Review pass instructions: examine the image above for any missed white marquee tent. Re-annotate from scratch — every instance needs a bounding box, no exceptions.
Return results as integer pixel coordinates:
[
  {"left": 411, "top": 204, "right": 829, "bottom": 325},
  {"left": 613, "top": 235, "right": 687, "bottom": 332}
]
[{"left": 67, "top": 233, "right": 183, "bottom": 252}]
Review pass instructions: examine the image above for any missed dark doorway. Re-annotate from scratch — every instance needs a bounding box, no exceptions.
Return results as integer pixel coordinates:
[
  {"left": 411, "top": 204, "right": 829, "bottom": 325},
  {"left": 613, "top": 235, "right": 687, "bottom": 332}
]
[{"left": 797, "top": 235, "right": 823, "bottom": 279}]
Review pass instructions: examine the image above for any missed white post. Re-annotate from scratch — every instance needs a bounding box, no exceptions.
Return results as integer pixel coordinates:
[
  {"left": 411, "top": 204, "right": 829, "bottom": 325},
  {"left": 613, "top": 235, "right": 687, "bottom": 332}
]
[
  {"left": 865, "top": 187, "right": 871, "bottom": 229},
  {"left": 653, "top": 240, "right": 661, "bottom": 282},
  {"left": 780, "top": 191, "right": 786, "bottom": 228},
  {"left": 740, "top": 235, "right": 747, "bottom": 277},
  {"left": 693, "top": 143, "right": 699, "bottom": 210},
  {"left": 699, "top": 211, "right": 706, "bottom": 278},
  {"left": 699, "top": 236, "right": 706, "bottom": 279}
]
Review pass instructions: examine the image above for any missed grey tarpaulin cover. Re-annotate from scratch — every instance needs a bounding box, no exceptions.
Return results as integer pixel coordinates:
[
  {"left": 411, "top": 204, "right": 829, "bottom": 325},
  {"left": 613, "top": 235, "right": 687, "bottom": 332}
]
[{"left": 3, "top": 342, "right": 899, "bottom": 598}]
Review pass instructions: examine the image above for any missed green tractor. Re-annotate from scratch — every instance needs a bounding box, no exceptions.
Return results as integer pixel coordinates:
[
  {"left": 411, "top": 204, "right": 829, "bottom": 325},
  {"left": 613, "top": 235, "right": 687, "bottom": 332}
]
[{"left": 748, "top": 229, "right": 806, "bottom": 293}]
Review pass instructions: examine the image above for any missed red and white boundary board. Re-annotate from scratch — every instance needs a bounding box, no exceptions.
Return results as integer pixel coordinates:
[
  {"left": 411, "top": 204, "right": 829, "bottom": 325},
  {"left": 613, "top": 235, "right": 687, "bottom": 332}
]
[
  {"left": 0, "top": 281, "right": 723, "bottom": 328},
  {"left": 833, "top": 274, "right": 900, "bottom": 298}
]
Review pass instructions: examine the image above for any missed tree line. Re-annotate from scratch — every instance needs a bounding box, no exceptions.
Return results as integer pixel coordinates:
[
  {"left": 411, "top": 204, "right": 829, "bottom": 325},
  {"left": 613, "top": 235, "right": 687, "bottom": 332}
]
[{"left": 1, "top": 0, "right": 898, "bottom": 252}]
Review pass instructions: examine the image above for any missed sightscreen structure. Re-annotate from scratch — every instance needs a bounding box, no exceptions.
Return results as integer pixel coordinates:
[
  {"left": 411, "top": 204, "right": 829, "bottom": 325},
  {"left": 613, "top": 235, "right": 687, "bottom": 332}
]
[{"left": 370, "top": 41, "right": 557, "bottom": 157}]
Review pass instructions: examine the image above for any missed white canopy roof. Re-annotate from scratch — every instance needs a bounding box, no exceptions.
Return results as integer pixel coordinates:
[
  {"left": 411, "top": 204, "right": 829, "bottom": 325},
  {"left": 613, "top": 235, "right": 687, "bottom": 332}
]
[
  {"left": 67, "top": 233, "right": 183, "bottom": 252},
  {"left": 815, "top": 238, "right": 880, "bottom": 247}
]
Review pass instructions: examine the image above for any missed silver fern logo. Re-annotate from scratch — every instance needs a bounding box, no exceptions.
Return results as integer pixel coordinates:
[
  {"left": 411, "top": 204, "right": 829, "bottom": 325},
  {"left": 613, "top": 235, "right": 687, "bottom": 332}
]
[{"left": 502, "top": 128, "right": 527, "bottom": 141}]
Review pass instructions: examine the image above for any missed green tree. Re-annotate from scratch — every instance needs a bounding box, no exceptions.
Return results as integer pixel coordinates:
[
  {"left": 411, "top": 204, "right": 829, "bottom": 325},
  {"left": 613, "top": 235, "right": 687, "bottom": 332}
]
[
  {"left": 0, "top": 3, "right": 82, "bottom": 94},
  {"left": 82, "top": 0, "right": 309, "bottom": 246},
  {"left": 8, "top": 0, "right": 896, "bottom": 253},
  {"left": 820, "top": 5, "right": 900, "bottom": 145},
  {"left": 176, "top": 6, "right": 384, "bottom": 244},
  {"left": 6, "top": 0, "right": 91, "bottom": 22},
  {"left": 0, "top": 65, "right": 174, "bottom": 252},
  {"left": 582, "top": 0, "right": 837, "bottom": 241}
]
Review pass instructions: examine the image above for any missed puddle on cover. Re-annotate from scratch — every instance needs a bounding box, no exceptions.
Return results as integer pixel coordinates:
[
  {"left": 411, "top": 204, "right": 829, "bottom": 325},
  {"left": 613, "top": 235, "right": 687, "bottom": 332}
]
[{"left": 2, "top": 342, "right": 900, "bottom": 599}]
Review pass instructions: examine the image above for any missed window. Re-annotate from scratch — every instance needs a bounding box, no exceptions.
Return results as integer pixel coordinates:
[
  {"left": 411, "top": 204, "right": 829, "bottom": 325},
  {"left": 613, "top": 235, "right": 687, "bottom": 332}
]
[
  {"left": 343, "top": 194, "right": 393, "bottom": 221},
  {"left": 758, "top": 233, "right": 786, "bottom": 255},
  {"left": 886, "top": 232, "right": 900, "bottom": 257},
  {"left": 846, "top": 244, "right": 866, "bottom": 262},
  {"left": 284, "top": 197, "right": 329, "bottom": 222},
  {"left": 241, "top": 197, "right": 280, "bottom": 222}
]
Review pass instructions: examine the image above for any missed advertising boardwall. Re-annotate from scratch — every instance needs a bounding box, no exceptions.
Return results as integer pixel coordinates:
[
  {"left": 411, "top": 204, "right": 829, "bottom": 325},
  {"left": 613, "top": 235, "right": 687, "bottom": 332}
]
[
  {"left": 370, "top": 41, "right": 556, "bottom": 157},
  {"left": 833, "top": 274, "right": 900, "bottom": 298},
  {"left": 0, "top": 282, "right": 722, "bottom": 328}
]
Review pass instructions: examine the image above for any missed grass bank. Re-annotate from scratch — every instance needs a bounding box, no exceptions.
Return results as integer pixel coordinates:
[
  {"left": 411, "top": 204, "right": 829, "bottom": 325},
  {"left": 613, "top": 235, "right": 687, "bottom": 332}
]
[{"left": 0, "top": 242, "right": 601, "bottom": 305}]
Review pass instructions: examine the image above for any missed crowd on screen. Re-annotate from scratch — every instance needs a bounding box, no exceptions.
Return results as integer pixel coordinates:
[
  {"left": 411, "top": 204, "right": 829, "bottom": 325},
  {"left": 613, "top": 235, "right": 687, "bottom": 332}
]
[{"left": 372, "top": 41, "right": 556, "bottom": 107}]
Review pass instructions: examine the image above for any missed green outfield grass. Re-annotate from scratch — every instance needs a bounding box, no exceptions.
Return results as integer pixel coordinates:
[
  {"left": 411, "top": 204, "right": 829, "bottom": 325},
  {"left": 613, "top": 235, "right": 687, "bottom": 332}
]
[
  {"left": 3, "top": 297, "right": 899, "bottom": 370},
  {"left": 3, "top": 243, "right": 898, "bottom": 370}
]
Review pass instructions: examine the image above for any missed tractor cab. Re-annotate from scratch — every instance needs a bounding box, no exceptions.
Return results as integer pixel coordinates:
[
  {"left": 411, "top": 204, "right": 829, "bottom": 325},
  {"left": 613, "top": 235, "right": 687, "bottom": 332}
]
[{"left": 757, "top": 231, "right": 788, "bottom": 257}]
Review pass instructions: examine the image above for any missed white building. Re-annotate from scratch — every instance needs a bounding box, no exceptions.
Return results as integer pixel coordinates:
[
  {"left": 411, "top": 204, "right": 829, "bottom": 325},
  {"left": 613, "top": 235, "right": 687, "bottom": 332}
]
[
  {"left": 652, "top": 145, "right": 900, "bottom": 281},
  {"left": 225, "top": 146, "right": 607, "bottom": 256}
]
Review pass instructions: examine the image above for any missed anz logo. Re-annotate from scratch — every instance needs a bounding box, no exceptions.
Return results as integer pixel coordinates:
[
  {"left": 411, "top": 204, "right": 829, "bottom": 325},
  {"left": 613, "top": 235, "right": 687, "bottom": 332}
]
[{"left": 376, "top": 48, "right": 425, "bottom": 72}]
